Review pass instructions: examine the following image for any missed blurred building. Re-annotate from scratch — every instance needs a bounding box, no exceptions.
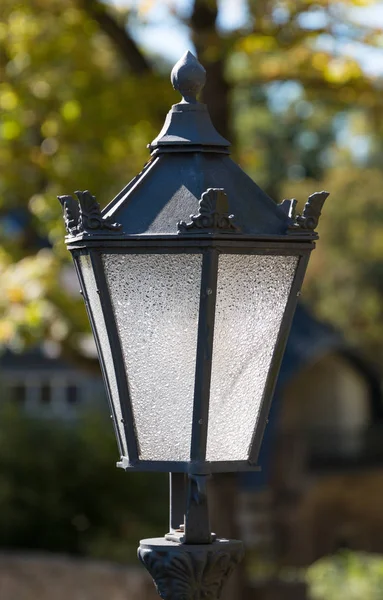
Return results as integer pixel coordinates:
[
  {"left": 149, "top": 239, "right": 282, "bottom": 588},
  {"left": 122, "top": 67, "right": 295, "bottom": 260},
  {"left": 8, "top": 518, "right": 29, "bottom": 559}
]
[{"left": 0, "top": 347, "right": 104, "bottom": 419}]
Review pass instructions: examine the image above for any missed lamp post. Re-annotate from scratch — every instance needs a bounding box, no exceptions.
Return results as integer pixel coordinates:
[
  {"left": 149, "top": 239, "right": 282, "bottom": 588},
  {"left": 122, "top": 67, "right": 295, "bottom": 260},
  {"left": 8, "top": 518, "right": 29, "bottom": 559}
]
[{"left": 58, "top": 51, "right": 328, "bottom": 600}]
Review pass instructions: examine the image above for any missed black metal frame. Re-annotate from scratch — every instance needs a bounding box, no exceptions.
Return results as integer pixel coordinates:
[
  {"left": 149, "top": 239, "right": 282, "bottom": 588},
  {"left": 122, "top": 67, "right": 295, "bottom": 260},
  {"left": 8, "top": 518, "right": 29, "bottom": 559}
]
[
  {"left": 73, "top": 254, "right": 125, "bottom": 456},
  {"left": 68, "top": 233, "right": 314, "bottom": 475},
  {"left": 89, "top": 251, "right": 139, "bottom": 462}
]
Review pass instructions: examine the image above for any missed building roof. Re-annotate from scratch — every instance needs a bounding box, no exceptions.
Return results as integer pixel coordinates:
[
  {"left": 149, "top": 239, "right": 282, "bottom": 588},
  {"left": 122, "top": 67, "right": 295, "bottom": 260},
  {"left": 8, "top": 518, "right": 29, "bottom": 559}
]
[{"left": 0, "top": 347, "right": 77, "bottom": 373}]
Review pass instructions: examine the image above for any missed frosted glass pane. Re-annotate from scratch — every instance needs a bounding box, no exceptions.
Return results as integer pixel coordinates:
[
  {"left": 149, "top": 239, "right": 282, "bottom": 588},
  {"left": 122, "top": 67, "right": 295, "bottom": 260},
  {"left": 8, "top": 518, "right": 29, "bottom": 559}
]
[
  {"left": 206, "top": 254, "right": 298, "bottom": 462},
  {"left": 102, "top": 253, "right": 202, "bottom": 462},
  {"left": 77, "top": 255, "right": 127, "bottom": 455}
]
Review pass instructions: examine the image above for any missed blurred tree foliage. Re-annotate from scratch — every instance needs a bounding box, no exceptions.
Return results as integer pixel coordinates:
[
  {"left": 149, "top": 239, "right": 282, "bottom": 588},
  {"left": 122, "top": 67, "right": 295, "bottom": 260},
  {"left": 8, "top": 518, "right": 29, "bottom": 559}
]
[
  {"left": 0, "top": 0, "right": 382, "bottom": 364},
  {"left": 283, "top": 167, "right": 383, "bottom": 360},
  {"left": 0, "top": 404, "right": 167, "bottom": 560},
  {"left": 307, "top": 551, "right": 383, "bottom": 600},
  {"left": 0, "top": 0, "right": 175, "bottom": 366}
]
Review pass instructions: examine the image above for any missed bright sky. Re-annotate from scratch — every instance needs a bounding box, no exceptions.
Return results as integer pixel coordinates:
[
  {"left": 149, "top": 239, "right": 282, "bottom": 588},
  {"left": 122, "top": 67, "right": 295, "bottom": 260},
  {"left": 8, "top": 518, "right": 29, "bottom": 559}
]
[
  {"left": 109, "top": 0, "right": 248, "bottom": 61},
  {"left": 108, "top": 0, "right": 383, "bottom": 76}
]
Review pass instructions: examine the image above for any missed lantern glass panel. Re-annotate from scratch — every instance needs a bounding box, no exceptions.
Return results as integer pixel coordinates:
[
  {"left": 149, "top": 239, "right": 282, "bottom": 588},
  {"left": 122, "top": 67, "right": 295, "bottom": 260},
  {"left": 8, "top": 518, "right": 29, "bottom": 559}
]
[
  {"left": 206, "top": 254, "right": 299, "bottom": 462},
  {"left": 77, "top": 254, "right": 128, "bottom": 455},
  {"left": 102, "top": 252, "right": 203, "bottom": 462}
]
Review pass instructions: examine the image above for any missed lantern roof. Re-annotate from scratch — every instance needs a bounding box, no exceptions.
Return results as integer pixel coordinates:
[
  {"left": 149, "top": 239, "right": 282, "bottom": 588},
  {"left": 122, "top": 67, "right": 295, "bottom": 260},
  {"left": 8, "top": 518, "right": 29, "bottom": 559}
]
[
  {"left": 60, "top": 52, "right": 328, "bottom": 242},
  {"left": 100, "top": 51, "right": 292, "bottom": 238}
]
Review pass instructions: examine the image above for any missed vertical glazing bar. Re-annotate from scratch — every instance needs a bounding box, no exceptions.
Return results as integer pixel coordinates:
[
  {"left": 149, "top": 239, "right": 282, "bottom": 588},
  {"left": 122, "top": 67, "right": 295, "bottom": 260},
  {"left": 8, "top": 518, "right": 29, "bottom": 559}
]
[{"left": 190, "top": 248, "right": 219, "bottom": 461}]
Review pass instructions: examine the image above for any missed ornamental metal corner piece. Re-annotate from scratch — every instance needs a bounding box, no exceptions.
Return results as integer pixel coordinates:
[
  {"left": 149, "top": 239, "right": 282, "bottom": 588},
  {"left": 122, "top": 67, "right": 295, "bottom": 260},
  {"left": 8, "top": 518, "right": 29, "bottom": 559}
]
[
  {"left": 58, "top": 190, "right": 122, "bottom": 237},
  {"left": 283, "top": 190, "right": 329, "bottom": 236},
  {"left": 177, "top": 188, "right": 240, "bottom": 234},
  {"left": 138, "top": 538, "right": 244, "bottom": 600}
]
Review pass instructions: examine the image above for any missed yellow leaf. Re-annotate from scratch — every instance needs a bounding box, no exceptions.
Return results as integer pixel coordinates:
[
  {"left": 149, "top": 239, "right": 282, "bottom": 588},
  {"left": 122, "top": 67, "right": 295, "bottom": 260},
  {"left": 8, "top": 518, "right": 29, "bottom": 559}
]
[
  {"left": 241, "top": 35, "right": 277, "bottom": 54},
  {"left": 60, "top": 100, "right": 81, "bottom": 121},
  {"left": 324, "top": 58, "right": 361, "bottom": 83},
  {"left": 7, "top": 286, "right": 25, "bottom": 303},
  {"left": 41, "top": 118, "right": 59, "bottom": 138},
  {"left": 0, "top": 321, "right": 13, "bottom": 343},
  {"left": 0, "top": 121, "right": 22, "bottom": 140},
  {"left": 0, "top": 89, "right": 18, "bottom": 110},
  {"left": 312, "top": 52, "right": 329, "bottom": 71}
]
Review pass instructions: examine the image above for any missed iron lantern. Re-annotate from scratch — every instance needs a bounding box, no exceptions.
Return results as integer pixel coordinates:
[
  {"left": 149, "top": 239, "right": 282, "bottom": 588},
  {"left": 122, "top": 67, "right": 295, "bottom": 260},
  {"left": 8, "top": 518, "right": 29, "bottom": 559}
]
[
  {"left": 59, "top": 51, "right": 328, "bottom": 477},
  {"left": 59, "top": 51, "right": 328, "bottom": 598}
]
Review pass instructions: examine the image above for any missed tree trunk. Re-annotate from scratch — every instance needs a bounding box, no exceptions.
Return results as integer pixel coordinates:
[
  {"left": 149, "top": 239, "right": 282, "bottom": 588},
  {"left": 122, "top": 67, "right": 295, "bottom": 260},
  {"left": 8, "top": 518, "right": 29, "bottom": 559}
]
[
  {"left": 190, "top": 0, "right": 233, "bottom": 144},
  {"left": 78, "top": 0, "right": 151, "bottom": 74}
]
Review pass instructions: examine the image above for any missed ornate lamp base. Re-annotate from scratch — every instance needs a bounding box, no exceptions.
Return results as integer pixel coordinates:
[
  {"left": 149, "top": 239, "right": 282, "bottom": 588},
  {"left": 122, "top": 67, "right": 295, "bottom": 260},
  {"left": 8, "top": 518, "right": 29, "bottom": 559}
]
[{"left": 138, "top": 538, "right": 244, "bottom": 600}]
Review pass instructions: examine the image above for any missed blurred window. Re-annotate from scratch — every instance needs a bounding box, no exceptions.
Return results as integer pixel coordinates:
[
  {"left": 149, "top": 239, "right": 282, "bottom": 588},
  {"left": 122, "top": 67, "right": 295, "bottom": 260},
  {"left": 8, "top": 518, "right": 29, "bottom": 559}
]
[
  {"left": 67, "top": 385, "right": 78, "bottom": 404},
  {"left": 10, "top": 384, "right": 26, "bottom": 404},
  {"left": 41, "top": 384, "right": 51, "bottom": 404}
]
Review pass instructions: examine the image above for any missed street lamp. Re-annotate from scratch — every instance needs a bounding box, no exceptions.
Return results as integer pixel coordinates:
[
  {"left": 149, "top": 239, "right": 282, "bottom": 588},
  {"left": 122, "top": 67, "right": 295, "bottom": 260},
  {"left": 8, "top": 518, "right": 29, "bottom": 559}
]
[{"left": 59, "top": 51, "right": 328, "bottom": 599}]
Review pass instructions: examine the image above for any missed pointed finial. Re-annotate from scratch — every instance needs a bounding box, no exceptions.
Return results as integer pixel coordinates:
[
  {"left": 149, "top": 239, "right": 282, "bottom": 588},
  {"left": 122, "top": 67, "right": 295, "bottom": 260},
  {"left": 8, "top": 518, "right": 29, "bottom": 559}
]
[{"left": 171, "top": 51, "right": 206, "bottom": 104}]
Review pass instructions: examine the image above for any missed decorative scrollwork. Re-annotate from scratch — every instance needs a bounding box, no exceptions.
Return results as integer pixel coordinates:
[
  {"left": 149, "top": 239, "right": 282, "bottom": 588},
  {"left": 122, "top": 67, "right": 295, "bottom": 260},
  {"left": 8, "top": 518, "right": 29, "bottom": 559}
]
[
  {"left": 278, "top": 198, "right": 297, "bottom": 220},
  {"left": 58, "top": 194, "right": 80, "bottom": 236},
  {"left": 287, "top": 190, "right": 329, "bottom": 234},
  {"left": 177, "top": 188, "right": 240, "bottom": 234},
  {"left": 138, "top": 540, "right": 244, "bottom": 600},
  {"left": 58, "top": 190, "right": 122, "bottom": 236}
]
